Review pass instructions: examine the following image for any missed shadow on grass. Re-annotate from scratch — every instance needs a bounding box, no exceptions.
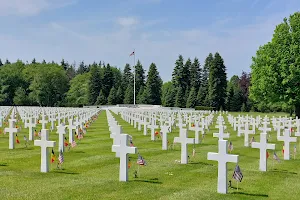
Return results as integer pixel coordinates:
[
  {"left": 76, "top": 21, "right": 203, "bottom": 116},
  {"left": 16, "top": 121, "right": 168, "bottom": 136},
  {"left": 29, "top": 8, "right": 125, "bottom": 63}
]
[
  {"left": 270, "top": 169, "right": 297, "bottom": 175},
  {"left": 189, "top": 161, "right": 213, "bottom": 166},
  {"left": 132, "top": 178, "right": 162, "bottom": 184},
  {"left": 0, "top": 163, "right": 8, "bottom": 166},
  {"left": 53, "top": 170, "right": 79, "bottom": 175},
  {"left": 232, "top": 191, "right": 268, "bottom": 197},
  {"left": 74, "top": 151, "right": 85, "bottom": 154}
]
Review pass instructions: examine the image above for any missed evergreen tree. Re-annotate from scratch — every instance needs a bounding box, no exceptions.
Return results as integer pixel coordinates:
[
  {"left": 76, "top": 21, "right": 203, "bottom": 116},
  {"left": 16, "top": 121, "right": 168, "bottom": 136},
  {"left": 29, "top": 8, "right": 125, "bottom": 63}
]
[
  {"left": 164, "top": 86, "right": 176, "bottom": 107},
  {"left": 116, "top": 85, "right": 124, "bottom": 104},
  {"left": 197, "top": 53, "right": 212, "bottom": 106},
  {"left": 5, "top": 59, "right": 10, "bottom": 64},
  {"left": 122, "top": 64, "right": 132, "bottom": 91},
  {"left": 208, "top": 52, "right": 227, "bottom": 110},
  {"left": 77, "top": 61, "right": 88, "bottom": 74},
  {"left": 175, "top": 86, "right": 185, "bottom": 108},
  {"left": 42, "top": 59, "right": 46, "bottom": 64},
  {"left": 107, "top": 87, "right": 117, "bottom": 105},
  {"left": 190, "top": 57, "right": 201, "bottom": 91},
  {"left": 32, "top": 58, "right": 36, "bottom": 64},
  {"left": 186, "top": 87, "right": 197, "bottom": 108},
  {"left": 61, "top": 59, "right": 68, "bottom": 70},
  {"left": 137, "top": 86, "right": 145, "bottom": 104},
  {"left": 124, "top": 83, "right": 134, "bottom": 104},
  {"left": 88, "top": 65, "right": 101, "bottom": 105},
  {"left": 95, "top": 90, "right": 106, "bottom": 105},
  {"left": 102, "top": 64, "right": 114, "bottom": 98},
  {"left": 143, "top": 63, "right": 162, "bottom": 105},
  {"left": 134, "top": 60, "right": 145, "bottom": 95},
  {"left": 172, "top": 55, "right": 184, "bottom": 88},
  {"left": 0, "top": 59, "right": 3, "bottom": 66}
]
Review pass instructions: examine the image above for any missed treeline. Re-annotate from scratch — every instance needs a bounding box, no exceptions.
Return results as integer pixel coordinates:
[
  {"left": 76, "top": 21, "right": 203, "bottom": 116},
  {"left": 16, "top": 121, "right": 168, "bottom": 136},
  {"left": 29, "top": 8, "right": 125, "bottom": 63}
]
[{"left": 0, "top": 54, "right": 255, "bottom": 112}]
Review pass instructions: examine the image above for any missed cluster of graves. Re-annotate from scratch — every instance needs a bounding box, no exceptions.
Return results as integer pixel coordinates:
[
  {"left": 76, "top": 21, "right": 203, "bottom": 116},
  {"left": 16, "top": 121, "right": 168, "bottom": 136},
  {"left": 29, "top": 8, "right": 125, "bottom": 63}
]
[
  {"left": 0, "top": 106, "right": 101, "bottom": 172},
  {"left": 107, "top": 107, "right": 299, "bottom": 194},
  {"left": 1, "top": 105, "right": 299, "bottom": 195}
]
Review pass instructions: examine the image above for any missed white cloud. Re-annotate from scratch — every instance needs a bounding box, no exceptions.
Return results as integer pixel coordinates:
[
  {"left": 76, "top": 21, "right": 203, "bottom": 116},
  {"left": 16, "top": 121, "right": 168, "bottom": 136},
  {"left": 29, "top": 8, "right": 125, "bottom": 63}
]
[
  {"left": 116, "top": 17, "right": 139, "bottom": 28},
  {"left": 0, "top": 0, "right": 76, "bottom": 16}
]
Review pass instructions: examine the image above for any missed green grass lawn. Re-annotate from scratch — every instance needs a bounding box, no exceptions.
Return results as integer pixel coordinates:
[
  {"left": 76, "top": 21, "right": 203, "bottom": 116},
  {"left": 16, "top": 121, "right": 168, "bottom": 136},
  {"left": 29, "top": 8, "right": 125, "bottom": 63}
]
[{"left": 0, "top": 110, "right": 300, "bottom": 200}]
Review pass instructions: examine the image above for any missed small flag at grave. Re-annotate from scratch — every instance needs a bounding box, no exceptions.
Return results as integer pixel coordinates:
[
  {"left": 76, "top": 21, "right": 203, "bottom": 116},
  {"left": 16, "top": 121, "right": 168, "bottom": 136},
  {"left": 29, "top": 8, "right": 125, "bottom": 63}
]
[
  {"left": 228, "top": 141, "right": 233, "bottom": 153},
  {"left": 232, "top": 165, "right": 243, "bottom": 182},
  {"left": 273, "top": 152, "right": 280, "bottom": 162},
  {"left": 137, "top": 154, "right": 146, "bottom": 166},
  {"left": 16, "top": 134, "right": 20, "bottom": 144},
  {"left": 58, "top": 151, "right": 64, "bottom": 164},
  {"left": 51, "top": 149, "right": 56, "bottom": 163},
  {"left": 71, "top": 140, "right": 77, "bottom": 148},
  {"left": 64, "top": 137, "right": 69, "bottom": 147}
]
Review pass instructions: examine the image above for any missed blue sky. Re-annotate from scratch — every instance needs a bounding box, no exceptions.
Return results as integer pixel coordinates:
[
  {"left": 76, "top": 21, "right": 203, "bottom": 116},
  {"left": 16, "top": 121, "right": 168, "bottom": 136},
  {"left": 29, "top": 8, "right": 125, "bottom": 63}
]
[{"left": 0, "top": 0, "right": 299, "bottom": 81}]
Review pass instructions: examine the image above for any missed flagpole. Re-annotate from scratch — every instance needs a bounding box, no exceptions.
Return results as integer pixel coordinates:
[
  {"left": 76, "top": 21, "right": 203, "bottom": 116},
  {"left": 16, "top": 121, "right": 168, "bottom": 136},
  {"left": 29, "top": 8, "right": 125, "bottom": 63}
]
[{"left": 133, "top": 49, "right": 136, "bottom": 106}]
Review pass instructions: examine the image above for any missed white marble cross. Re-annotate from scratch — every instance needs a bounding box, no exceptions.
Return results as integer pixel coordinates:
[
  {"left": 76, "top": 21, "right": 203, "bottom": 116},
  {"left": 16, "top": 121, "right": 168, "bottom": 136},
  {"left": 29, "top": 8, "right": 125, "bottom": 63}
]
[
  {"left": 148, "top": 120, "right": 158, "bottom": 141},
  {"left": 160, "top": 125, "right": 170, "bottom": 150},
  {"left": 26, "top": 117, "right": 36, "bottom": 141},
  {"left": 278, "top": 129, "right": 297, "bottom": 160},
  {"left": 4, "top": 118, "right": 20, "bottom": 149},
  {"left": 110, "top": 125, "right": 122, "bottom": 157},
  {"left": 207, "top": 140, "right": 239, "bottom": 194},
  {"left": 34, "top": 129, "right": 56, "bottom": 172},
  {"left": 213, "top": 125, "right": 229, "bottom": 140},
  {"left": 174, "top": 129, "right": 195, "bottom": 164},
  {"left": 189, "top": 121, "right": 201, "bottom": 144},
  {"left": 112, "top": 134, "right": 137, "bottom": 182},
  {"left": 39, "top": 112, "right": 48, "bottom": 130},
  {"left": 56, "top": 123, "right": 66, "bottom": 152},
  {"left": 251, "top": 133, "right": 275, "bottom": 171},
  {"left": 67, "top": 119, "right": 76, "bottom": 144},
  {"left": 243, "top": 122, "right": 255, "bottom": 147}
]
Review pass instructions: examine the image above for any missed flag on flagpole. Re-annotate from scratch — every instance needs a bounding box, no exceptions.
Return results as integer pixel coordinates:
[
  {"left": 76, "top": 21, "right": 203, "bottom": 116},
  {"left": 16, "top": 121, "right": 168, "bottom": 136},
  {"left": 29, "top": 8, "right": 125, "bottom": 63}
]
[
  {"left": 129, "top": 51, "right": 135, "bottom": 56},
  {"left": 232, "top": 165, "right": 243, "bottom": 182}
]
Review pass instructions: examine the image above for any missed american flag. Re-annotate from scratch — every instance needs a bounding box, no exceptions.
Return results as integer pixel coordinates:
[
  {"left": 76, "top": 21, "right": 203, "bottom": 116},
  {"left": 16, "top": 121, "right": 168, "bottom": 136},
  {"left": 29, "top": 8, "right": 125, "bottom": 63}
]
[
  {"left": 71, "top": 140, "right": 77, "bottom": 148},
  {"left": 250, "top": 136, "right": 255, "bottom": 144},
  {"left": 273, "top": 152, "right": 280, "bottom": 162},
  {"left": 58, "top": 151, "right": 64, "bottom": 164},
  {"left": 129, "top": 51, "right": 135, "bottom": 56},
  {"left": 78, "top": 133, "right": 83, "bottom": 139},
  {"left": 137, "top": 154, "right": 146, "bottom": 166},
  {"left": 228, "top": 141, "right": 233, "bottom": 152},
  {"left": 232, "top": 165, "right": 243, "bottom": 182}
]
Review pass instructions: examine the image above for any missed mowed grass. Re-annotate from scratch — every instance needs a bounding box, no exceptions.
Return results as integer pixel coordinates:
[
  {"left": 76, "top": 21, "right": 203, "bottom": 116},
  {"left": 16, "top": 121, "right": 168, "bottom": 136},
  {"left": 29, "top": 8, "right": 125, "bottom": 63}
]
[{"left": 0, "top": 110, "right": 300, "bottom": 200}]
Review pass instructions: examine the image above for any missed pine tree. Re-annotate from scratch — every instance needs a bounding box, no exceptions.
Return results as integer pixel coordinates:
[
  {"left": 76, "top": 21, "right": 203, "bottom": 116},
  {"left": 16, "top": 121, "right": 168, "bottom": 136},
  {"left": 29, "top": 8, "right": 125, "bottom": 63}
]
[
  {"left": 77, "top": 61, "right": 87, "bottom": 74},
  {"left": 135, "top": 60, "right": 145, "bottom": 95},
  {"left": 0, "top": 59, "right": 3, "bottom": 66},
  {"left": 143, "top": 63, "right": 162, "bottom": 105},
  {"left": 124, "top": 83, "right": 134, "bottom": 104},
  {"left": 61, "top": 59, "right": 67, "bottom": 70},
  {"left": 95, "top": 90, "right": 106, "bottom": 105},
  {"left": 5, "top": 59, "right": 10, "bottom": 64},
  {"left": 190, "top": 57, "right": 201, "bottom": 91},
  {"left": 108, "top": 87, "right": 117, "bottom": 105},
  {"left": 197, "top": 53, "right": 212, "bottom": 106},
  {"left": 88, "top": 65, "right": 101, "bottom": 105},
  {"left": 172, "top": 55, "right": 184, "bottom": 88},
  {"left": 122, "top": 64, "right": 132, "bottom": 91},
  {"left": 116, "top": 85, "right": 124, "bottom": 104},
  {"left": 137, "top": 86, "right": 145, "bottom": 104},
  {"left": 42, "top": 59, "right": 46, "bottom": 64},
  {"left": 32, "top": 58, "right": 36, "bottom": 64},
  {"left": 102, "top": 64, "right": 114, "bottom": 98},
  {"left": 208, "top": 52, "right": 227, "bottom": 110},
  {"left": 186, "top": 87, "right": 197, "bottom": 108},
  {"left": 175, "top": 86, "right": 185, "bottom": 108}
]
